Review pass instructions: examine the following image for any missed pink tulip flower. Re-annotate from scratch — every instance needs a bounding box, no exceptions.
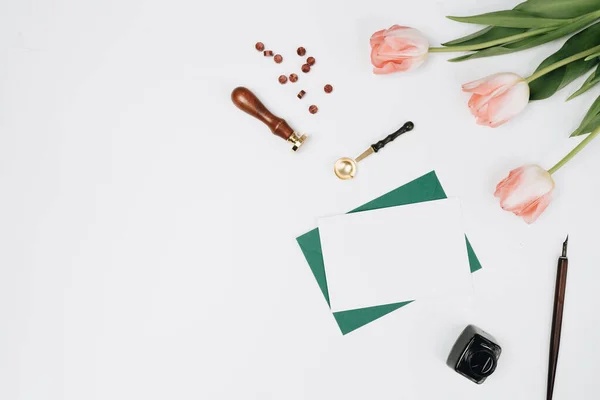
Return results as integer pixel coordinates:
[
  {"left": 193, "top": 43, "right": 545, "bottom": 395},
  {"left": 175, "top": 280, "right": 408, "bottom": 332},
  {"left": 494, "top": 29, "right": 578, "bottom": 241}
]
[
  {"left": 370, "top": 25, "right": 429, "bottom": 74},
  {"left": 462, "top": 73, "right": 530, "bottom": 127},
  {"left": 494, "top": 165, "right": 555, "bottom": 224}
]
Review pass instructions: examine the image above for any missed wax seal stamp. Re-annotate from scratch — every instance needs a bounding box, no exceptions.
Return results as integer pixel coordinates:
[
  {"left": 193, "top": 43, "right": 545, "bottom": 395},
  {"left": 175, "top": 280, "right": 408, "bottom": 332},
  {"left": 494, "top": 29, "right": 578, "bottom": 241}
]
[
  {"left": 446, "top": 325, "right": 502, "bottom": 384},
  {"left": 231, "top": 87, "right": 306, "bottom": 151}
]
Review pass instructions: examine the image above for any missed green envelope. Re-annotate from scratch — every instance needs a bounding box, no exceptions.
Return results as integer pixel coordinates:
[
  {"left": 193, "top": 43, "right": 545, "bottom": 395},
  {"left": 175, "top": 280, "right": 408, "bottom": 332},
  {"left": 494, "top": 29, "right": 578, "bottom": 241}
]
[{"left": 296, "top": 171, "right": 482, "bottom": 335}]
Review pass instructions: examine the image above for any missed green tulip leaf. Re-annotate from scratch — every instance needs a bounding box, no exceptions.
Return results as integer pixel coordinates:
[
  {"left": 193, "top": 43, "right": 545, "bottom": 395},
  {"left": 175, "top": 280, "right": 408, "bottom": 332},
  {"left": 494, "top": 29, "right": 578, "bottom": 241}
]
[
  {"left": 567, "top": 65, "right": 600, "bottom": 100},
  {"left": 529, "top": 22, "right": 600, "bottom": 100},
  {"left": 585, "top": 52, "right": 600, "bottom": 60},
  {"left": 571, "top": 94, "right": 600, "bottom": 136},
  {"left": 442, "top": 26, "right": 525, "bottom": 47},
  {"left": 448, "top": 15, "right": 600, "bottom": 62},
  {"left": 516, "top": 0, "right": 600, "bottom": 19},
  {"left": 443, "top": 0, "right": 600, "bottom": 47},
  {"left": 529, "top": 60, "right": 597, "bottom": 100},
  {"left": 571, "top": 114, "right": 600, "bottom": 136},
  {"left": 447, "top": 11, "right": 570, "bottom": 28}
]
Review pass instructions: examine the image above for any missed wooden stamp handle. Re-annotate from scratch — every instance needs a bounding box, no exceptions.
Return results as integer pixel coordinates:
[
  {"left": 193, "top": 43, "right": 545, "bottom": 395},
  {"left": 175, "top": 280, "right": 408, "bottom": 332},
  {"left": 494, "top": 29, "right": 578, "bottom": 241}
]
[{"left": 231, "top": 87, "right": 294, "bottom": 140}]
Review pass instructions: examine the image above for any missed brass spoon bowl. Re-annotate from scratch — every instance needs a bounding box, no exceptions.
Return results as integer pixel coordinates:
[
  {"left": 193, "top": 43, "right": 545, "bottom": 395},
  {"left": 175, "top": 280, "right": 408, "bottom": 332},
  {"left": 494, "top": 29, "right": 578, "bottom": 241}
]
[{"left": 334, "top": 157, "right": 357, "bottom": 180}]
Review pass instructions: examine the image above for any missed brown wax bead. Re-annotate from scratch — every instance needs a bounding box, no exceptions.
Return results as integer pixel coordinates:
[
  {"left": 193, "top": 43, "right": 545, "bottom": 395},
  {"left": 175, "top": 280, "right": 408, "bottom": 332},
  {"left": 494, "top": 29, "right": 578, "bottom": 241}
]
[
  {"left": 297, "top": 90, "right": 306, "bottom": 99},
  {"left": 264, "top": 50, "right": 274, "bottom": 56},
  {"left": 324, "top": 84, "right": 333, "bottom": 93},
  {"left": 309, "top": 105, "right": 318, "bottom": 114},
  {"left": 301, "top": 64, "right": 311, "bottom": 73},
  {"left": 289, "top": 73, "right": 298, "bottom": 82},
  {"left": 297, "top": 47, "right": 306, "bottom": 56},
  {"left": 274, "top": 54, "right": 283, "bottom": 63},
  {"left": 307, "top": 56, "right": 315, "bottom": 66},
  {"left": 278, "top": 75, "right": 288, "bottom": 84},
  {"left": 255, "top": 42, "right": 265, "bottom": 51}
]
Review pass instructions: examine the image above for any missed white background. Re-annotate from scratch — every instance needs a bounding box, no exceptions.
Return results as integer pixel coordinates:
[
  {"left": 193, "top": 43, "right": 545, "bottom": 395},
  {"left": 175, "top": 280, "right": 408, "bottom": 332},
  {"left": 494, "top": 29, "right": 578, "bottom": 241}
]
[{"left": 1, "top": 0, "right": 600, "bottom": 399}]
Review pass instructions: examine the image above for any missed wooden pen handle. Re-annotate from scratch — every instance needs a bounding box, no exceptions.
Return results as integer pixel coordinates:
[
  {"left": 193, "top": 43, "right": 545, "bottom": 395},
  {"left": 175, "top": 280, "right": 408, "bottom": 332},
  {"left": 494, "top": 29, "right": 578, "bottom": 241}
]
[
  {"left": 547, "top": 258, "right": 568, "bottom": 400},
  {"left": 231, "top": 87, "right": 294, "bottom": 140}
]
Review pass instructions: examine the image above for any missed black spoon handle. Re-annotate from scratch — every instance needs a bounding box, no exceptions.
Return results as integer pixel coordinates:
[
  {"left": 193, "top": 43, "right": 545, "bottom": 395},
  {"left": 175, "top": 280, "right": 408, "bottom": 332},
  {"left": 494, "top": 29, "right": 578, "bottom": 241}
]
[{"left": 371, "top": 121, "right": 414, "bottom": 153}]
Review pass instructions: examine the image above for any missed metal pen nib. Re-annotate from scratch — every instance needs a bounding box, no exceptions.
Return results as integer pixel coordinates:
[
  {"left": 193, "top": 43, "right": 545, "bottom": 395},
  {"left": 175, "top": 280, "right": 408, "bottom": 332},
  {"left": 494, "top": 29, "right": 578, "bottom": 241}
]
[{"left": 562, "top": 235, "right": 568, "bottom": 257}]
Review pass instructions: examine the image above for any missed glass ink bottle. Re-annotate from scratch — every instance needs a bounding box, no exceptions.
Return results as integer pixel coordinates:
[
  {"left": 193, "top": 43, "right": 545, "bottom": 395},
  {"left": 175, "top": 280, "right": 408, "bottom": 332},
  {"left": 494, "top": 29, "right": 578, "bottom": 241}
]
[{"left": 446, "top": 325, "right": 502, "bottom": 384}]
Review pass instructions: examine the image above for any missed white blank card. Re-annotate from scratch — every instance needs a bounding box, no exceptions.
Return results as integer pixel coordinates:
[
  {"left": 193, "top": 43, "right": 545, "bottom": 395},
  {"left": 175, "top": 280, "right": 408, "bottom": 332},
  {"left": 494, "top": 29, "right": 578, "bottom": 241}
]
[{"left": 318, "top": 198, "right": 472, "bottom": 312}]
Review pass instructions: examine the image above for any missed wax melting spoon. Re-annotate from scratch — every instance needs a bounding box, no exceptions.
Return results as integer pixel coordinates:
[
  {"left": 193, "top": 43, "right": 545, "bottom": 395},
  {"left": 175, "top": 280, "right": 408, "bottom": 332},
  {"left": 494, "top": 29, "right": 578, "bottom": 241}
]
[{"left": 334, "top": 121, "right": 414, "bottom": 180}]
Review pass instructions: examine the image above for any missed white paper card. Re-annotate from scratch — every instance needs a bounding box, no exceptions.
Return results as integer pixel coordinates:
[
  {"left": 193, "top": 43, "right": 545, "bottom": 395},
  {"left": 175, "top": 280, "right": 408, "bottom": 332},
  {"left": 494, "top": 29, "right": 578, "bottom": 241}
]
[{"left": 318, "top": 198, "right": 472, "bottom": 312}]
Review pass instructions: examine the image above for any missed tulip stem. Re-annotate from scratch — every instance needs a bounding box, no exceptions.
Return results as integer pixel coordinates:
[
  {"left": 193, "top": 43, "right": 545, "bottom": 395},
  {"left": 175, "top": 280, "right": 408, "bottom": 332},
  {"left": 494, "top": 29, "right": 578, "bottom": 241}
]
[
  {"left": 429, "top": 26, "right": 557, "bottom": 53},
  {"left": 548, "top": 127, "right": 600, "bottom": 175},
  {"left": 526, "top": 44, "right": 600, "bottom": 84}
]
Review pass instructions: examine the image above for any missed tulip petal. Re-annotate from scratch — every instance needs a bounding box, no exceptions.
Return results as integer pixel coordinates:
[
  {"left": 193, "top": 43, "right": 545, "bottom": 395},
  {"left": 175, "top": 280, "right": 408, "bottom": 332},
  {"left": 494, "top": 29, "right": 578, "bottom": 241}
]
[
  {"left": 469, "top": 92, "right": 495, "bottom": 114},
  {"left": 377, "top": 41, "right": 427, "bottom": 60},
  {"left": 519, "top": 191, "right": 553, "bottom": 224},
  {"left": 495, "top": 166, "right": 526, "bottom": 199},
  {"left": 498, "top": 166, "right": 554, "bottom": 210},
  {"left": 487, "top": 81, "right": 530, "bottom": 127},
  {"left": 464, "top": 72, "right": 529, "bottom": 128},
  {"left": 373, "top": 62, "right": 402, "bottom": 75},
  {"left": 500, "top": 176, "right": 554, "bottom": 211},
  {"left": 369, "top": 25, "right": 428, "bottom": 75},
  {"left": 384, "top": 27, "right": 429, "bottom": 52},
  {"left": 469, "top": 87, "right": 510, "bottom": 124},
  {"left": 370, "top": 45, "right": 386, "bottom": 68},
  {"left": 382, "top": 39, "right": 424, "bottom": 56},
  {"left": 386, "top": 24, "right": 405, "bottom": 32},
  {"left": 462, "top": 73, "right": 523, "bottom": 95},
  {"left": 494, "top": 165, "right": 555, "bottom": 223},
  {"left": 476, "top": 116, "right": 491, "bottom": 126},
  {"left": 370, "top": 29, "right": 386, "bottom": 47},
  {"left": 372, "top": 57, "right": 424, "bottom": 74},
  {"left": 469, "top": 84, "right": 513, "bottom": 112}
]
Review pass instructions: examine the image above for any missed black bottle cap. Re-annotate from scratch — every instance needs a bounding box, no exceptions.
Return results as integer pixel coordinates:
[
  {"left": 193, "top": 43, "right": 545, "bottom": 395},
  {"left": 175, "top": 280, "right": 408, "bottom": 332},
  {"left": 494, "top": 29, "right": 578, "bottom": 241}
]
[{"left": 467, "top": 348, "right": 497, "bottom": 378}]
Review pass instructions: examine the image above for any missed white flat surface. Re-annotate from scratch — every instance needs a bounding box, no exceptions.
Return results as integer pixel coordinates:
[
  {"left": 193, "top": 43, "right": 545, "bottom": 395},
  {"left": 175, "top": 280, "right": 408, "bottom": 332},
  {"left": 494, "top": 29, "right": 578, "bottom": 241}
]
[
  {"left": 319, "top": 198, "right": 471, "bottom": 311},
  {"left": 2, "top": 0, "right": 600, "bottom": 399}
]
